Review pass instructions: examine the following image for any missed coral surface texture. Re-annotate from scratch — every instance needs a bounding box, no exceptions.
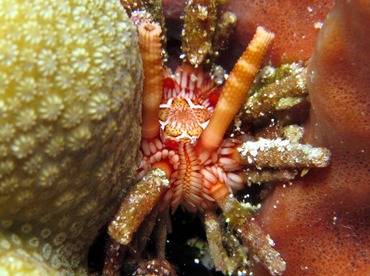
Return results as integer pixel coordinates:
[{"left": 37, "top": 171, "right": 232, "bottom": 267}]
[{"left": 0, "top": 0, "right": 142, "bottom": 274}]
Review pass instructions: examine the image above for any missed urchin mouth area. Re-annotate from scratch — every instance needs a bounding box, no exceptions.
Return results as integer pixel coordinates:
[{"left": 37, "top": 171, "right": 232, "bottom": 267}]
[{"left": 159, "top": 97, "right": 212, "bottom": 141}]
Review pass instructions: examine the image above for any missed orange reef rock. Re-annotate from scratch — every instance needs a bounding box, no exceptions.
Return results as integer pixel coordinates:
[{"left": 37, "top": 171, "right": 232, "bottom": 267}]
[
  {"left": 254, "top": 0, "right": 370, "bottom": 274},
  {"left": 222, "top": 0, "right": 334, "bottom": 65}
]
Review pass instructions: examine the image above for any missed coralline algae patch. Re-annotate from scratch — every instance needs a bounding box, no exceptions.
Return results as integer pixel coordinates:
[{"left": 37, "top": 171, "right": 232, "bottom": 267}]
[{"left": 0, "top": 0, "right": 142, "bottom": 274}]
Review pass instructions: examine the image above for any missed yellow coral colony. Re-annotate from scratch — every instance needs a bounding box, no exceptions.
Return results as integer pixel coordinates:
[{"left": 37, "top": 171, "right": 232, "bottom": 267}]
[{"left": 0, "top": 0, "right": 142, "bottom": 274}]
